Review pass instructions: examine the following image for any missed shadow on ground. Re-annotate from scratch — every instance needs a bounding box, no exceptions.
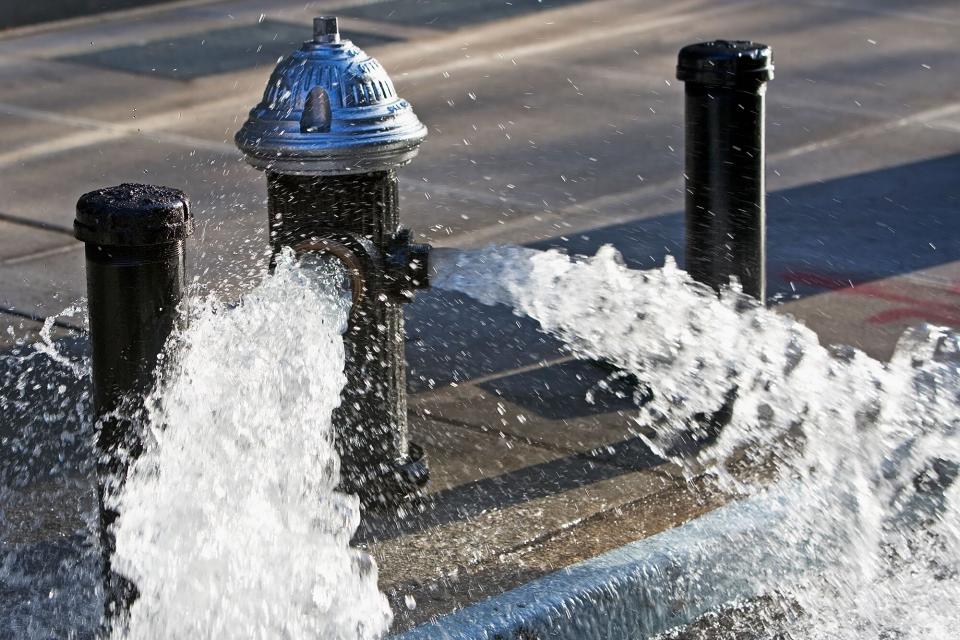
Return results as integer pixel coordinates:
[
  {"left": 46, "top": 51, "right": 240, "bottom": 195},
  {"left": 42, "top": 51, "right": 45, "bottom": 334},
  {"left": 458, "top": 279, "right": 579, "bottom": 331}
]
[{"left": 526, "top": 153, "right": 960, "bottom": 300}]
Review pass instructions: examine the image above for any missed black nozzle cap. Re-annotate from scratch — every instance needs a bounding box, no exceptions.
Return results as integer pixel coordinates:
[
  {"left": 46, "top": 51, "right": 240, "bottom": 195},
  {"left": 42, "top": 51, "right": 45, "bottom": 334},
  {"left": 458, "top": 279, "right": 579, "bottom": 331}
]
[
  {"left": 313, "top": 16, "right": 340, "bottom": 43},
  {"left": 677, "top": 40, "right": 773, "bottom": 89},
  {"left": 75, "top": 183, "right": 193, "bottom": 246}
]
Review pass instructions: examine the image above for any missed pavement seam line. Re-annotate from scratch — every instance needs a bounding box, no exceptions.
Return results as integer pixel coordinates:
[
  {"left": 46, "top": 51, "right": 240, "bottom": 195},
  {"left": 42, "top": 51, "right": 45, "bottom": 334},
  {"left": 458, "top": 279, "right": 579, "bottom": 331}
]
[
  {"left": 0, "top": 306, "right": 83, "bottom": 332},
  {"left": 1, "top": 242, "right": 83, "bottom": 266},
  {"left": 416, "top": 410, "right": 574, "bottom": 457},
  {"left": 415, "top": 354, "right": 576, "bottom": 393},
  {"left": 775, "top": 102, "right": 960, "bottom": 160},
  {"left": 0, "top": 210, "right": 74, "bottom": 236},
  {"left": 417, "top": 405, "right": 659, "bottom": 476},
  {"left": 532, "top": 57, "right": 960, "bottom": 128},
  {"left": 489, "top": 476, "right": 708, "bottom": 565},
  {"left": 0, "top": 100, "right": 240, "bottom": 168}
]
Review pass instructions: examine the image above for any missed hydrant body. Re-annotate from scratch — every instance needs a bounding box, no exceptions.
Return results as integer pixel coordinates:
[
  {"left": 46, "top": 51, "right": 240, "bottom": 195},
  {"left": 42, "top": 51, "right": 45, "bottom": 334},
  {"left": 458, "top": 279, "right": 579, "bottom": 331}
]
[{"left": 237, "top": 17, "right": 429, "bottom": 507}]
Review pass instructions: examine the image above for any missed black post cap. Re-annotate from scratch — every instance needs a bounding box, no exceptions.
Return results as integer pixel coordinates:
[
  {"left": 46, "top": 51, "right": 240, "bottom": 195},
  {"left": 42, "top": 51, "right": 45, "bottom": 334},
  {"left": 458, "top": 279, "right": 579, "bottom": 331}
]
[
  {"left": 75, "top": 183, "right": 193, "bottom": 246},
  {"left": 677, "top": 40, "right": 773, "bottom": 88}
]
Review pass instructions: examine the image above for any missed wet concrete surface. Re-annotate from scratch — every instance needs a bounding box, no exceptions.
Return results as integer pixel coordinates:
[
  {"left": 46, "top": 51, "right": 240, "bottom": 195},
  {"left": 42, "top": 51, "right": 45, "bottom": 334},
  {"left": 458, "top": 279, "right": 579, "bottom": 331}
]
[{"left": 1, "top": 0, "right": 959, "bottom": 633}]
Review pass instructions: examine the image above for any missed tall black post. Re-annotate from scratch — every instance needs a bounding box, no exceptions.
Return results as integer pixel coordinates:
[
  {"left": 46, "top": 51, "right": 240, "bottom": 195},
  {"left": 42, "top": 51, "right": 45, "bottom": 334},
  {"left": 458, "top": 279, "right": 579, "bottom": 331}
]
[
  {"left": 74, "top": 183, "right": 193, "bottom": 620},
  {"left": 677, "top": 41, "right": 773, "bottom": 301}
]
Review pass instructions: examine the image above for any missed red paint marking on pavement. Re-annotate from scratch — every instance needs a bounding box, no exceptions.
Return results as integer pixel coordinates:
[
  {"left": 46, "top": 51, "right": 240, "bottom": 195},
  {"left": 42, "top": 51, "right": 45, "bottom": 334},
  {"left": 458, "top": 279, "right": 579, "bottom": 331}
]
[
  {"left": 867, "top": 308, "right": 960, "bottom": 325},
  {"left": 782, "top": 269, "right": 960, "bottom": 327},
  {"left": 783, "top": 271, "right": 853, "bottom": 291}
]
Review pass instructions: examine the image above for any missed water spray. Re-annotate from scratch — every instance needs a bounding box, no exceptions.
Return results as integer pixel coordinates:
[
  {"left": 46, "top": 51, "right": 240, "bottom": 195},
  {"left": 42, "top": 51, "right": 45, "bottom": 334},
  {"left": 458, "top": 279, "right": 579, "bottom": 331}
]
[
  {"left": 73, "top": 183, "right": 194, "bottom": 623},
  {"left": 236, "top": 16, "right": 430, "bottom": 508}
]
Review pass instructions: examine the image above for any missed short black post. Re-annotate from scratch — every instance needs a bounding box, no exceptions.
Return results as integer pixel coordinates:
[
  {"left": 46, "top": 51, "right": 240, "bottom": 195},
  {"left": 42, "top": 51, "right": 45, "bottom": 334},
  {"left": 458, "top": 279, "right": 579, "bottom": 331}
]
[
  {"left": 74, "top": 183, "right": 193, "bottom": 621},
  {"left": 677, "top": 41, "right": 773, "bottom": 301}
]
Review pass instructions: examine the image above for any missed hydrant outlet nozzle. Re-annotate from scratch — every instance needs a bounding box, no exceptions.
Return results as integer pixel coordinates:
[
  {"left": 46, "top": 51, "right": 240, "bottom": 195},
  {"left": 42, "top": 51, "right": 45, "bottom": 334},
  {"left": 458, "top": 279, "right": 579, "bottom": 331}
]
[{"left": 386, "top": 228, "right": 432, "bottom": 297}]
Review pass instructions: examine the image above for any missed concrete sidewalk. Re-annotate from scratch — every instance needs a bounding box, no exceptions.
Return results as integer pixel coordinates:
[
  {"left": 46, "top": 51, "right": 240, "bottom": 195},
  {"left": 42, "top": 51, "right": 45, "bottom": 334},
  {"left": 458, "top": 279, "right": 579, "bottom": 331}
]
[{"left": 1, "top": 0, "right": 959, "bottom": 633}]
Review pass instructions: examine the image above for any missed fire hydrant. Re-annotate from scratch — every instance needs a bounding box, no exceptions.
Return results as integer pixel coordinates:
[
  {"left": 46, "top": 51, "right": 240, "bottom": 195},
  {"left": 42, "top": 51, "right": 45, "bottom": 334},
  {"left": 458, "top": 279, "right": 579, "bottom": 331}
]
[{"left": 236, "top": 16, "right": 429, "bottom": 508}]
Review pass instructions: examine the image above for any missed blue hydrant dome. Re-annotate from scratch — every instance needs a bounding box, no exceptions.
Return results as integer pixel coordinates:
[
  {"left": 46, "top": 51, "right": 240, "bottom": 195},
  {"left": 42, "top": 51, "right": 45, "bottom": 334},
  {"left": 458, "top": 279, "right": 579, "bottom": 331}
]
[{"left": 235, "top": 16, "right": 427, "bottom": 175}]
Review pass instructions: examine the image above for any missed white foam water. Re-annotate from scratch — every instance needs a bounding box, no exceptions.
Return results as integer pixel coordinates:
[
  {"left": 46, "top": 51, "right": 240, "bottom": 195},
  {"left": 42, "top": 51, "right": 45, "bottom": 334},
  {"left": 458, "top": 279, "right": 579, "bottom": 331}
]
[
  {"left": 106, "top": 249, "right": 391, "bottom": 639},
  {"left": 432, "top": 245, "right": 960, "bottom": 639},
  {"left": 4, "top": 241, "right": 957, "bottom": 639},
  {"left": 0, "top": 307, "right": 100, "bottom": 640}
]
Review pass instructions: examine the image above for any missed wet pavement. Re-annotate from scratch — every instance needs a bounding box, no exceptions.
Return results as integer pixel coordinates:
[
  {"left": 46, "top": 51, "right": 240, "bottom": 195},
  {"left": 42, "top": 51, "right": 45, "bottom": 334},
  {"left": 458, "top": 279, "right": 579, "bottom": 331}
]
[{"left": 1, "top": 0, "right": 959, "bottom": 633}]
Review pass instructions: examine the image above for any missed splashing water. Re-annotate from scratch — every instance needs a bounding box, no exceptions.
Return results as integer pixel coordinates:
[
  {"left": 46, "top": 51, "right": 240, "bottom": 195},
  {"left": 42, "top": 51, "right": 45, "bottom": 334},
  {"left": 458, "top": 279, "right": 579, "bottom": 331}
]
[
  {"left": 1, "top": 251, "right": 391, "bottom": 639},
  {"left": 109, "top": 249, "right": 391, "bottom": 639},
  {"left": 432, "top": 244, "right": 960, "bottom": 639},
  {"left": 3, "top": 240, "right": 957, "bottom": 639},
  {"left": 0, "top": 306, "right": 99, "bottom": 640}
]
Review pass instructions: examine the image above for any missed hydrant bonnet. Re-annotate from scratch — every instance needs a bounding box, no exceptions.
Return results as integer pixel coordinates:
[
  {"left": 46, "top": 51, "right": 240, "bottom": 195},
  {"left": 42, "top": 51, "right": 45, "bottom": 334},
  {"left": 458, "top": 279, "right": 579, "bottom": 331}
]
[{"left": 235, "top": 16, "right": 427, "bottom": 175}]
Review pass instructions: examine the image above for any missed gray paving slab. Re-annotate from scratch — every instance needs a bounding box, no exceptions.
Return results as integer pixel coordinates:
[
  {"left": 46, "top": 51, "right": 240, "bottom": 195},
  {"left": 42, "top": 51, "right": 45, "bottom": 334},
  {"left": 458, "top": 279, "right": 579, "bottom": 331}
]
[
  {"left": 475, "top": 124, "right": 960, "bottom": 294},
  {"left": 0, "top": 112, "right": 73, "bottom": 156},
  {"left": 4, "top": 0, "right": 185, "bottom": 30},
  {"left": 409, "top": 417, "right": 563, "bottom": 492},
  {"left": 0, "top": 311, "right": 79, "bottom": 349},
  {"left": 394, "top": 85, "right": 883, "bottom": 226},
  {"left": 141, "top": 95, "right": 263, "bottom": 145},
  {"left": 0, "top": 141, "right": 268, "bottom": 314},
  {"left": 332, "top": 0, "right": 586, "bottom": 30},
  {"left": 806, "top": 0, "right": 960, "bottom": 25},
  {"left": 0, "top": 219, "right": 271, "bottom": 318},
  {"left": 410, "top": 360, "right": 653, "bottom": 456},
  {"left": 0, "top": 0, "right": 311, "bottom": 58},
  {"left": 367, "top": 453, "right": 676, "bottom": 584},
  {"left": 0, "top": 58, "right": 188, "bottom": 120},
  {"left": 404, "top": 287, "right": 566, "bottom": 392},
  {"left": 546, "top": 0, "right": 960, "bottom": 118},
  {"left": 60, "top": 20, "right": 401, "bottom": 80},
  {"left": 0, "top": 134, "right": 260, "bottom": 237},
  {"left": 0, "top": 246, "right": 85, "bottom": 316}
]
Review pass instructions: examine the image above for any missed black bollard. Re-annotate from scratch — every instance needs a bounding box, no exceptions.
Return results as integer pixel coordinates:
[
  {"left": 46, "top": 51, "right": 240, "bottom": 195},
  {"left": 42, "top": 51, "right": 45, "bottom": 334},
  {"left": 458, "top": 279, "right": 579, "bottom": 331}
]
[
  {"left": 74, "top": 183, "right": 193, "bottom": 621},
  {"left": 677, "top": 41, "right": 773, "bottom": 302}
]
